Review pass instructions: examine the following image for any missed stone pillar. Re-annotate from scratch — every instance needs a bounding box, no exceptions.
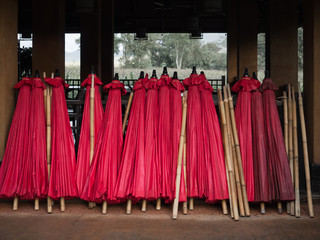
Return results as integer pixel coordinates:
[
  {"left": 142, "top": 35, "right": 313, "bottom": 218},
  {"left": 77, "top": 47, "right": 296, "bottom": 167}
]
[
  {"left": 32, "top": 0, "right": 65, "bottom": 78},
  {"left": 227, "top": 0, "right": 258, "bottom": 83},
  {"left": 0, "top": 0, "right": 18, "bottom": 161},
  {"left": 304, "top": 0, "right": 320, "bottom": 164},
  {"left": 268, "top": 0, "right": 298, "bottom": 89}
]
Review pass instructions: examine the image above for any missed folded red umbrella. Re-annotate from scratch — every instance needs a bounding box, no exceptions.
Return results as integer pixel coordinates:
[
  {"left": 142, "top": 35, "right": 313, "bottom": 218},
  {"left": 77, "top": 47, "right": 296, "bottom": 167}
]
[
  {"left": 157, "top": 74, "right": 173, "bottom": 202},
  {"left": 261, "top": 78, "right": 294, "bottom": 201},
  {"left": 170, "top": 76, "right": 186, "bottom": 203},
  {"left": 80, "top": 80, "right": 127, "bottom": 203},
  {"left": 0, "top": 78, "right": 32, "bottom": 199},
  {"left": 199, "top": 73, "right": 229, "bottom": 203},
  {"left": 231, "top": 76, "right": 260, "bottom": 202},
  {"left": 251, "top": 87, "right": 270, "bottom": 202},
  {"left": 144, "top": 76, "right": 160, "bottom": 201},
  {"left": 46, "top": 77, "right": 78, "bottom": 200},
  {"left": 75, "top": 74, "right": 104, "bottom": 195},
  {"left": 16, "top": 78, "right": 48, "bottom": 200},
  {"left": 183, "top": 73, "right": 205, "bottom": 198},
  {"left": 114, "top": 75, "right": 148, "bottom": 201}
]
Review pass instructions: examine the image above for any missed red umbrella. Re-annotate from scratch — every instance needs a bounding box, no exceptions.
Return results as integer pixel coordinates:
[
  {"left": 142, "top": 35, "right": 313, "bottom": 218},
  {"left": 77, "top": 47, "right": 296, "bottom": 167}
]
[
  {"left": 183, "top": 72, "right": 205, "bottom": 198},
  {"left": 0, "top": 77, "right": 32, "bottom": 199},
  {"left": 261, "top": 77, "right": 294, "bottom": 201},
  {"left": 251, "top": 84, "right": 270, "bottom": 203},
  {"left": 80, "top": 79, "right": 127, "bottom": 203},
  {"left": 114, "top": 74, "right": 148, "bottom": 201},
  {"left": 45, "top": 76, "right": 78, "bottom": 200},
  {"left": 231, "top": 73, "right": 260, "bottom": 202},
  {"left": 158, "top": 72, "right": 173, "bottom": 202},
  {"left": 170, "top": 73, "right": 186, "bottom": 203},
  {"left": 17, "top": 78, "right": 48, "bottom": 200},
  {"left": 75, "top": 74, "right": 104, "bottom": 195},
  {"left": 144, "top": 75, "right": 160, "bottom": 201},
  {"left": 198, "top": 73, "right": 229, "bottom": 203}
]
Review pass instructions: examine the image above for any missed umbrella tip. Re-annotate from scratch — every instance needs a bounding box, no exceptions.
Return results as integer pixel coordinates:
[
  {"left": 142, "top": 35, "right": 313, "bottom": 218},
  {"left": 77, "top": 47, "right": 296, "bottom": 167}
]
[
  {"left": 139, "top": 71, "right": 145, "bottom": 79},
  {"left": 200, "top": 71, "right": 205, "bottom": 75},
  {"left": 114, "top": 73, "right": 119, "bottom": 80},
  {"left": 34, "top": 70, "right": 40, "bottom": 78},
  {"left": 252, "top": 72, "right": 258, "bottom": 80},
  {"left": 172, "top": 71, "right": 178, "bottom": 80},
  {"left": 151, "top": 70, "right": 157, "bottom": 78},
  {"left": 162, "top": 67, "right": 168, "bottom": 75},
  {"left": 243, "top": 68, "right": 249, "bottom": 77},
  {"left": 265, "top": 70, "right": 270, "bottom": 79},
  {"left": 55, "top": 69, "right": 60, "bottom": 77},
  {"left": 192, "top": 66, "right": 197, "bottom": 74},
  {"left": 90, "top": 66, "right": 95, "bottom": 75}
]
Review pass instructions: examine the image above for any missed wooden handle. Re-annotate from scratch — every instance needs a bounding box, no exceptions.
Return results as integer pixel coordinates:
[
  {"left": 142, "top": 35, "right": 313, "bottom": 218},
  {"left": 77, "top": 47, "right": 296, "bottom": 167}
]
[
  {"left": 122, "top": 92, "right": 134, "bottom": 134},
  {"left": 89, "top": 74, "right": 95, "bottom": 164},
  {"left": 60, "top": 197, "right": 65, "bottom": 212},
  {"left": 126, "top": 199, "right": 132, "bottom": 215},
  {"left": 298, "top": 84, "right": 314, "bottom": 217},
  {"left": 13, "top": 197, "right": 18, "bottom": 211},
  {"left": 141, "top": 200, "right": 147, "bottom": 212},
  {"left": 102, "top": 201, "right": 107, "bottom": 214}
]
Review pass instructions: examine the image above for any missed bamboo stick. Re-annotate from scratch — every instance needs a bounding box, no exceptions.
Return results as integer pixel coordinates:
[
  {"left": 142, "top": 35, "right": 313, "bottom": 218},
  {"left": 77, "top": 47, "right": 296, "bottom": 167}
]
[
  {"left": 34, "top": 199, "right": 40, "bottom": 211},
  {"left": 189, "top": 198, "right": 194, "bottom": 210},
  {"left": 278, "top": 202, "right": 283, "bottom": 214},
  {"left": 219, "top": 88, "right": 239, "bottom": 221},
  {"left": 292, "top": 86, "right": 300, "bottom": 218},
  {"left": 102, "top": 201, "right": 107, "bottom": 214},
  {"left": 182, "top": 130, "right": 188, "bottom": 215},
  {"left": 156, "top": 198, "right": 161, "bottom": 210},
  {"left": 288, "top": 85, "right": 295, "bottom": 216},
  {"left": 122, "top": 92, "right": 134, "bottom": 133},
  {"left": 298, "top": 84, "right": 314, "bottom": 218},
  {"left": 260, "top": 202, "right": 265, "bottom": 214},
  {"left": 60, "top": 197, "right": 65, "bottom": 212},
  {"left": 126, "top": 199, "right": 132, "bottom": 215},
  {"left": 283, "top": 90, "right": 289, "bottom": 214},
  {"left": 13, "top": 197, "right": 18, "bottom": 211},
  {"left": 172, "top": 93, "right": 188, "bottom": 219},
  {"left": 224, "top": 87, "right": 244, "bottom": 217},
  {"left": 222, "top": 200, "right": 228, "bottom": 215},
  {"left": 141, "top": 200, "right": 147, "bottom": 212},
  {"left": 227, "top": 85, "right": 250, "bottom": 217}
]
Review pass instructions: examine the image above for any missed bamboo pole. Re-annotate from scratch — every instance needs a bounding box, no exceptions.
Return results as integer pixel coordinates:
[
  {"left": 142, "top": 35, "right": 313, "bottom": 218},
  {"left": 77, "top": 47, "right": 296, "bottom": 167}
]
[
  {"left": 277, "top": 202, "right": 282, "bottom": 214},
  {"left": 13, "top": 197, "right": 18, "bottom": 211},
  {"left": 283, "top": 90, "right": 289, "bottom": 214},
  {"left": 189, "top": 198, "right": 194, "bottom": 210},
  {"left": 227, "top": 85, "right": 250, "bottom": 217},
  {"left": 156, "top": 198, "right": 161, "bottom": 210},
  {"left": 60, "top": 197, "right": 65, "bottom": 212},
  {"left": 172, "top": 92, "right": 188, "bottom": 219},
  {"left": 182, "top": 131, "right": 188, "bottom": 215},
  {"left": 298, "top": 85, "right": 314, "bottom": 218},
  {"left": 102, "top": 201, "right": 107, "bottom": 215},
  {"left": 141, "top": 200, "right": 147, "bottom": 212},
  {"left": 218, "top": 88, "right": 239, "bottom": 221},
  {"left": 126, "top": 199, "right": 132, "bottom": 215},
  {"left": 288, "top": 85, "right": 295, "bottom": 215},
  {"left": 122, "top": 92, "right": 134, "bottom": 133},
  {"left": 292, "top": 86, "right": 300, "bottom": 218},
  {"left": 224, "top": 87, "right": 244, "bottom": 217}
]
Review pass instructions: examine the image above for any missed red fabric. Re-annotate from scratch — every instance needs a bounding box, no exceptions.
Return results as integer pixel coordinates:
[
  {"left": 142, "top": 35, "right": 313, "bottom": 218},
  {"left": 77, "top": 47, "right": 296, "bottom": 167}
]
[
  {"left": 251, "top": 88, "right": 270, "bottom": 202},
  {"left": 144, "top": 77, "right": 160, "bottom": 200},
  {"left": 0, "top": 78, "right": 32, "bottom": 199},
  {"left": 76, "top": 74, "right": 104, "bottom": 195},
  {"left": 199, "top": 74, "right": 229, "bottom": 203},
  {"left": 170, "top": 78, "right": 187, "bottom": 203},
  {"left": 261, "top": 78, "right": 294, "bottom": 201},
  {"left": 183, "top": 74, "right": 205, "bottom": 198},
  {"left": 17, "top": 79, "right": 48, "bottom": 200},
  {"left": 46, "top": 77, "right": 78, "bottom": 199},
  {"left": 80, "top": 80, "right": 127, "bottom": 203},
  {"left": 114, "top": 75, "right": 148, "bottom": 201},
  {"left": 157, "top": 75, "right": 173, "bottom": 202},
  {"left": 231, "top": 76, "right": 260, "bottom": 202}
]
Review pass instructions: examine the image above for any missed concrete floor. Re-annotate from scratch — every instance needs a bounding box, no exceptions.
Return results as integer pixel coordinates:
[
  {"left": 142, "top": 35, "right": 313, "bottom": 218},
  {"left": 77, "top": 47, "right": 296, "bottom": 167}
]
[{"left": 0, "top": 201, "right": 319, "bottom": 240}]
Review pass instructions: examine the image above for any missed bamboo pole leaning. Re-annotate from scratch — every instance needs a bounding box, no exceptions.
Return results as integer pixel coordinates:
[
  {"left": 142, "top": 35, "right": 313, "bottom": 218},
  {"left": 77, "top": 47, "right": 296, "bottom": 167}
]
[
  {"left": 172, "top": 92, "right": 188, "bottom": 220},
  {"left": 292, "top": 86, "right": 300, "bottom": 218},
  {"left": 227, "top": 85, "right": 250, "bottom": 217},
  {"left": 218, "top": 88, "right": 239, "bottom": 221},
  {"left": 283, "top": 91, "right": 289, "bottom": 214},
  {"left": 298, "top": 84, "right": 314, "bottom": 218},
  {"left": 182, "top": 131, "right": 188, "bottom": 215},
  {"left": 288, "top": 85, "right": 295, "bottom": 216}
]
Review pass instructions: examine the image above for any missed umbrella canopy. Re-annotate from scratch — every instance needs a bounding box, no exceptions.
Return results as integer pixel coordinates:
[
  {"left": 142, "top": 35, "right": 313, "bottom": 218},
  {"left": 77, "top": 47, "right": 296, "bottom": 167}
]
[
  {"left": 114, "top": 75, "right": 148, "bottom": 201},
  {"left": 0, "top": 78, "right": 32, "bottom": 199},
  {"left": 46, "top": 77, "right": 78, "bottom": 200},
  {"left": 144, "top": 76, "right": 160, "bottom": 201},
  {"left": 75, "top": 74, "right": 104, "bottom": 195},
  {"left": 231, "top": 76, "right": 260, "bottom": 202},
  {"left": 158, "top": 74, "right": 173, "bottom": 202},
  {"left": 17, "top": 78, "right": 48, "bottom": 200},
  {"left": 251, "top": 87, "right": 270, "bottom": 202},
  {"left": 80, "top": 80, "right": 127, "bottom": 203},
  {"left": 261, "top": 78, "right": 294, "bottom": 201},
  {"left": 183, "top": 73, "right": 205, "bottom": 198},
  {"left": 170, "top": 77, "right": 186, "bottom": 202},
  {"left": 199, "top": 74, "right": 229, "bottom": 203}
]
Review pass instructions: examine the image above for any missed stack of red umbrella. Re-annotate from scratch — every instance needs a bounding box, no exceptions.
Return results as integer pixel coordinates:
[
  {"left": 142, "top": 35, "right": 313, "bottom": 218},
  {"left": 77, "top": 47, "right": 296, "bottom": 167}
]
[
  {"left": 75, "top": 74, "right": 104, "bottom": 195},
  {"left": 261, "top": 76, "right": 294, "bottom": 201},
  {"left": 199, "top": 73, "right": 229, "bottom": 203},
  {"left": 17, "top": 76, "right": 48, "bottom": 200},
  {"left": 231, "top": 69, "right": 260, "bottom": 202},
  {"left": 0, "top": 77, "right": 32, "bottom": 199},
  {"left": 114, "top": 73, "right": 148, "bottom": 201},
  {"left": 80, "top": 78, "right": 127, "bottom": 204},
  {"left": 45, "top": 75, "right": 78, "bottom": 200}
]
